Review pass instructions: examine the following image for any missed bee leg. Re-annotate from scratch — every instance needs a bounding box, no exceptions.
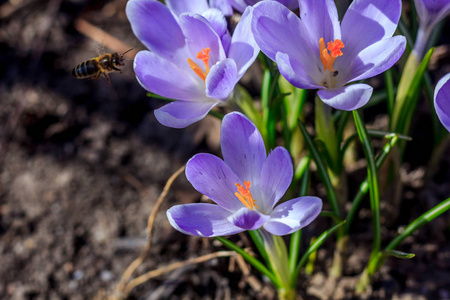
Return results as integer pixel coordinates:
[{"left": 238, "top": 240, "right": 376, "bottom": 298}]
[
  {"left": 113, "top": 66, "right": 122, "bottom": 73},
  {"left": 92, "top": 73, "right": 101, "bottom": 80},
  {"left": 103, "top": 73, "right": 111, "bottom": 85}
]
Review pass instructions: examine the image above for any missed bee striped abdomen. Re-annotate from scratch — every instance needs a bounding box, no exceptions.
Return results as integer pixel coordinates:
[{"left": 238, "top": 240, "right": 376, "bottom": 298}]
[{"left": 72, "top": 60, "right": 98, "bottom": 78}]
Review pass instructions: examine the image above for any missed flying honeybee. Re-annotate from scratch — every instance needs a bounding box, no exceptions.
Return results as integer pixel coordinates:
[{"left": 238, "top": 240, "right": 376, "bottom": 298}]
[{"left": 72, "top": 48, "right": 133, "bottom": 84}]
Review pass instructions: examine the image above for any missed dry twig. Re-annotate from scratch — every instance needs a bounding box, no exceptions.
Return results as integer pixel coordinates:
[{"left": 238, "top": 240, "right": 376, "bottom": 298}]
[
  {"left": 123, "top": 251, "right": 236, "bottom": 295},
  {"left": 114, "top": 165, "right": 185, "bottom": 298}
]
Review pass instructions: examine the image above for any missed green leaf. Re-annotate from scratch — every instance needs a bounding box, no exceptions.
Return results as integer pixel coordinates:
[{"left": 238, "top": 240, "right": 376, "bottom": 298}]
[
  {"left": 393, "top": 48, "right": 434, "bottom": 137},
  {"left": 248, "top": 230, "right": 269, "bottom": 266},
  {"left": 360, "top": 197, "right": 450, "bottom": 280},
  {"left": 146, "top": 92, "right": 174, "bottom": 101},
  {"left": 385, "top": 197, "right": 450, "bottom": 253},
  {"left": 234, "top": 85, "right": 262, "bottom": 133},
  {"left": 294, "top": 221, "right": 346, "bottom": 280},
  {"left": 384, "top": 250, "right": 415, "bottom": 259},
  {"left": 353, "top": 111, "right": 381, "bottom": 258},
  {"left": 293, "top": 155, "right": 310, "bottom": 184},
  {"left": 366, "top": 130, "right": 411, "bottom": 140},
  {"left": 345, "top": 134, "right": 399, "bottom": 234},
  {"left": 305, "top": 237, "right": 317, "bottom": 275},
  {"left": 207, "top": 110, "right": 224, "bottom": 120},
  {"left": 336, "top": 111, "right": 351, "bottom": 152},
  {"left": 280, "top": 77, "right": 307, "bottom": 160},
  {"left": 288, "top": 166, "right": 310, "bottom": 276},
  {"left": 298, "top": 120, "right": 341, "bottom": 219},
  {"left": 384, "top": 69, "right": 395, "bottom": 121},
  {"left": 319, "top": 211, "right": 341, "bottom": 223},
  {"left": 261, "top": 69, "right": 279, "bottom": 149}
]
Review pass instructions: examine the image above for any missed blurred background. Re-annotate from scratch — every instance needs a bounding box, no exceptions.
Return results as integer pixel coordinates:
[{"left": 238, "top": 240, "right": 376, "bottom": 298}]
[{"left": 1, "top": 0, "right": 450, "bottom": 299}]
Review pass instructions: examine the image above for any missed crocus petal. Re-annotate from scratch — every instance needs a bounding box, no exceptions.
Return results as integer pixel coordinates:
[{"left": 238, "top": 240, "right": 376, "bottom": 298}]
[
  {"left": 298, "top": 0, "right": 341, "bottom": 48},
  {"left": 154, "top": 100, "right": 219, "bottom": 128},
  {"left": 276, "top": 52, "right": 323, "bottom": 90},
  {"left": 210, "top": 0, "right": 234, "bottom": 16},
  {"left": 126, "top": 0, "right": 186, "bottom": 61},
  {"left": 228, "top": 0, "right": 248, "bottom": 12},
  {"left": 201, "top": 8, "right": 228, "bottom": 38},
  {"left": 434, "top": 73, "right": 450, "bottom": 132},
  {"left": 341, "top": 0, "right": 402, "bottom": 59},
  {"left": 167, "top": 203, "right": 244, "bottom": 237},
  {"left": 221, "top": 112, "right": 267, "bottom": 185},
  {"left": 345, "top": 36, "right": 406, "bottom": 82},
  {"left": 273, "top": 0, "right": 299, "bottom": 9},
  {"left": 201, "top": 9, "right": 231, "bottom": 53},
  {"left": 251, "top": 1, "right": 315, "bottom": 65},
  {"left": 179, "top": 13, "right": 226, "bottom": 65},
  {"left": 205, "top": 59, "right": 238, "bottom": 100},
  {"left": 260, "top": 147, "right": 293, "bottom": 213},
  {"left": 228, "top": 6, "right": 260, "bottom": 79},
  {"left": 264, "top": 196, "right": 322, "bottom": 236},
  {"left": 227, "top": 207, "right": 270, "bottom": 230},
  {"left": 230, "top": 0, "right": 299, "bottom": 12},
  {"left": 134, "top": 51, "right": 204, "bottom": 101},
  {"left": 165, "top": 0, "right": 209, "bottom": 17},
  {"left": 285, "top": 0, "right": 299, "bottom": 10},
  {"left": 185, "top": 153, "right": 244, "bottom": 211},
  {"left": 415, "top": 0, "right": 450, "bottom": 28},
  {"left": 317, "top": 83, "right": 373, "bottom": 111}
]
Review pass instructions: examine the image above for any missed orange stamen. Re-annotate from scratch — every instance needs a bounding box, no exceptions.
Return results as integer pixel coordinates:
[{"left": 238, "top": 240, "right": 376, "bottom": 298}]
[
  {"left": 234, "top": 181, "right": 259, "bottom": 210},
  {"left": 187, "top": 47, "right": 211, "bottom": 82},
  {"left": 319, "top": 38, "right": 344, "bottom": 72},
  {"left": 197, "top": 48, "right": 210, "bottom": 73},
  {"left": 327, "top": 39, "right": 344, "bottom": 57},
  {"left": 187, "top": 58, "right": 207, "bottom": 82}
]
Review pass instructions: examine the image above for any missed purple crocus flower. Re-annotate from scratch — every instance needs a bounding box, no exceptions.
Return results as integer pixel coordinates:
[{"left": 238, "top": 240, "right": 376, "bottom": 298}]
[
  {"left": 229, "top": 0, "right": 298, "bottom": 12},
  {"left": 126, "top": 0, "right": 259, "bottom": 128},
  {"left": 251, "top": 0, "right": 407, "bottom": 111},
  {"left": 166, "top": 0, "right": 234, "bottom": 17},
  {"left": 167, "top": 112, "right": 322, "bottom": 237},
  {"left": 434, "top": 73, "right": 450, "bottom": 132},
  {"left": 413, "top": 0, "right": 450, "bottom": 58}
]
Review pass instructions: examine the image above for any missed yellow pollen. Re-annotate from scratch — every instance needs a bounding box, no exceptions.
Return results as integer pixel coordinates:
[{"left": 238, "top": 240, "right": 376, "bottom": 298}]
[
  {"left": 319, "top": 38, "right": 344, "bottom": 72},
  {"left": 187, "top": 47, "right": 211, "bottom": 82},
  {"left": 234, "top": 181, "right": 259, "bottom": 210}
]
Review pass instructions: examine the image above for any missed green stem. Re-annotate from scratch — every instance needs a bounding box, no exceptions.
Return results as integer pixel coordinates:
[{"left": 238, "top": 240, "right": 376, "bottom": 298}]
[
  {"left": 258, "top": 229, "right": 290, "bottom": 286},
  {"left": 353, "top": 111, "right": 381, "bottom": 261},
  {"left": 315, "top": 97, "right": 339, "bottom": 173},
  {"left": 248, "top": 230, "right": 269, "bottom": 265},
  {"left": 288, "top": 230, "right": 302, "bottom": 276}
]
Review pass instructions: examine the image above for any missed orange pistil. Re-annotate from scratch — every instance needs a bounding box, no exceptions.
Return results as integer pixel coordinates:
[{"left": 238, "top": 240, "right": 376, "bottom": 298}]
[
  {"left": 234, "top": 181, "right": 259, "bottom": 210},
  {"left": 319, "top": 38, "right": 344, "bottom": 72},
  {"left": 187, "top": 47, "right": 211, "bottom": 82}
]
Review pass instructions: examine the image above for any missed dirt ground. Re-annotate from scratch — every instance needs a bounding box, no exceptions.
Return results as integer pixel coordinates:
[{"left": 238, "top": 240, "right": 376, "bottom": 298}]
[{"left": 1, "top": 0, "right": 450, "bottom": 299}]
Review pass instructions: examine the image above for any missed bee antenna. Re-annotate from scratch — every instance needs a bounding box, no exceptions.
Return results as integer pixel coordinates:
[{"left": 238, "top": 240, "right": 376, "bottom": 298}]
[{"left": 121, "top": 48, "right": 134, "bottom": 57}]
